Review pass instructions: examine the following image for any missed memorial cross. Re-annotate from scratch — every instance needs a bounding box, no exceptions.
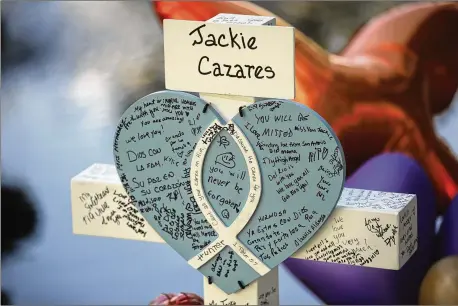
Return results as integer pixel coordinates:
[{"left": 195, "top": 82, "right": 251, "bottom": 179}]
[{"left": 71, "top": 14, "right": 418, "bottom": 305}]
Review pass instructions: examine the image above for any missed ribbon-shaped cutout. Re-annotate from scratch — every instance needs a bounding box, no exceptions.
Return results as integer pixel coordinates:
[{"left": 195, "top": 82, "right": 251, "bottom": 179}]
[{"left": 188, "top": 119, "right": 271, "bottom": 276}]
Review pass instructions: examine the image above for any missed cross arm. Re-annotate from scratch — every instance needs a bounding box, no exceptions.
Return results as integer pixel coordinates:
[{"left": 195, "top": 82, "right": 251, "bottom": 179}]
[{"left": 71, "top": 163, "right": 418, "bottom": 270}]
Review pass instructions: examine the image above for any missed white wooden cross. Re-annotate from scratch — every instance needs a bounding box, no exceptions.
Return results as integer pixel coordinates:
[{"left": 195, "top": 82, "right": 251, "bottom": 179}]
[{"left": 71, "top": 14, "right": 418, "bottom": 305}]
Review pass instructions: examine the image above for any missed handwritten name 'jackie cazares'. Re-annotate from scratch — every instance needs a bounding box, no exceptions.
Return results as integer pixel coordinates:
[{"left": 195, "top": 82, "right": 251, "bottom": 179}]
[{"left": 189, "top": 24, "right": 276, "bottom": 80}]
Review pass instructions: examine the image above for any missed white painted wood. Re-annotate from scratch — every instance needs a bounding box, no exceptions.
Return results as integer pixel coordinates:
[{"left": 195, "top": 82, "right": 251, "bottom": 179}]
[
  {"left": 71, "top": 164, "right": 162, "bottom": 243},
  {"left": 163, "top": 20, "right": 295, "bottom": 99},
  {"left": 191, "top": 16, "right": 285, "bottom": 302},
  {"left": 204, "top": 267, "right": 278, "bottom": 305},
  {"left": 71, "top": 163, "right": 418, "bottom": 271},
  {"left": 207, "top": 14, "right": 275, "bottom": 26}
]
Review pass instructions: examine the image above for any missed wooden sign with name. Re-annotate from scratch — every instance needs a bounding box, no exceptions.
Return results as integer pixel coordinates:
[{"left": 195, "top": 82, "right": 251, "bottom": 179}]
[{"left": 163, "top": 20, "right": 295, "bottom": 99}]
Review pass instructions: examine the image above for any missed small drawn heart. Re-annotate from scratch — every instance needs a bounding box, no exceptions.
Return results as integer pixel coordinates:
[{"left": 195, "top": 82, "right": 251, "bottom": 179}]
[{"left": 113, "top": 90, "right": 345, "bottom": 294}]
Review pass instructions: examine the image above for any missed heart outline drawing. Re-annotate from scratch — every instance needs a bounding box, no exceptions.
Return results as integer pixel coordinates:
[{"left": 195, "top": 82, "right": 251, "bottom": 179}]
[{"left": 113, "top": 90, "right": 346, "bottom": 294}]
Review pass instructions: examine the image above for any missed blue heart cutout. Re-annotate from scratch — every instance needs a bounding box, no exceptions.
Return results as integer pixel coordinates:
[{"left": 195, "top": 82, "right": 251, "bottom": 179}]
[{"left": 113, "top": 90, "right": 346, "bottom": 294}]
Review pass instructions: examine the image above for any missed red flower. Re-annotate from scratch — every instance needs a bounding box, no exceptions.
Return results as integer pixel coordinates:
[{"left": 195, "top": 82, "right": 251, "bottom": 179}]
[{"left": 149, "top": 293, "right": 204, "bottom": 305}]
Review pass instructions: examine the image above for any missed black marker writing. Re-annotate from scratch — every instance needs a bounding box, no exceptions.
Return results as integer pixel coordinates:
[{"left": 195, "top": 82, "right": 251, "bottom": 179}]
[{"left": 215, "top": 152, "right": 236, "bottom": 168}]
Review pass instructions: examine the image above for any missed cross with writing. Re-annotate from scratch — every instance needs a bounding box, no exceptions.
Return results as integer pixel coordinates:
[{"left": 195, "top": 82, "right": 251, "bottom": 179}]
[{"left": 71, "top": 13, "right": 419, "bottom": 305}]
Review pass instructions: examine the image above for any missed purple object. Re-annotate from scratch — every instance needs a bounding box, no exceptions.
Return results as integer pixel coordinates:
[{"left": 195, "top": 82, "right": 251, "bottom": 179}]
[
  {"left": 284, "top": 153, "right": 436, "bottom": 305},
  {"left": 437, "top": 195, "right": 458, "bottom": 258}
]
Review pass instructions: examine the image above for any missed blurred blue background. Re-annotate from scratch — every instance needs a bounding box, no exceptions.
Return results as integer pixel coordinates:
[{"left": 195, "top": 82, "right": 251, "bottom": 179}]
[{"left": 1, "top": 1, "right": 457, "bottom": 305}]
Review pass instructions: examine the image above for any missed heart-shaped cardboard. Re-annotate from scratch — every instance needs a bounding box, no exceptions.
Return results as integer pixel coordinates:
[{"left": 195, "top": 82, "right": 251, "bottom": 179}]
[{"left": 113, "top": 90, "right": 346, "bottom": 294}]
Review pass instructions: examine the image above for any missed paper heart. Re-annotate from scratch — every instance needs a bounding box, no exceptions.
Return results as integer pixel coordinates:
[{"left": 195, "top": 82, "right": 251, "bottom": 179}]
[{"left": 113, "top": 90, "right": 346, "bottom": 294}]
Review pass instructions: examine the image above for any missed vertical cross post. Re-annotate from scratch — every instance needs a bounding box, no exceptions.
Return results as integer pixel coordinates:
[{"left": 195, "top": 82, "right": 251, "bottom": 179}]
[{"left": 163, "top": 13, "right": 284, "bottom": 305}]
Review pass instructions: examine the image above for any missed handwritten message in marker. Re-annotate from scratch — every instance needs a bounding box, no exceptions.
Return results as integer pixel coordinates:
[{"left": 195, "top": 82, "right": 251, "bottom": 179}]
[
  {"left": 163, "top": 20, "right": 295, "bottom": 98},
  {"left": 114, "top": 91, "right": 345, "bottom": 294}
]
